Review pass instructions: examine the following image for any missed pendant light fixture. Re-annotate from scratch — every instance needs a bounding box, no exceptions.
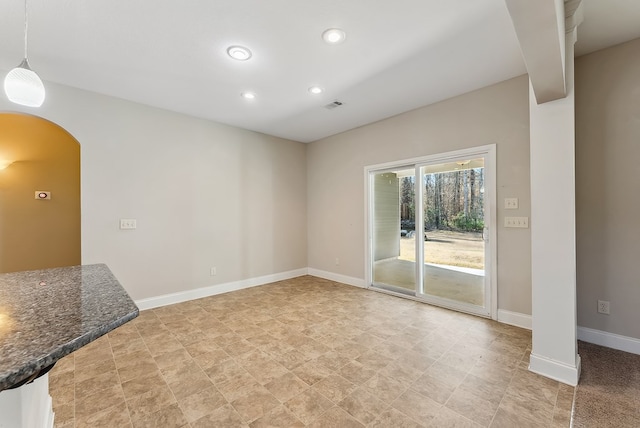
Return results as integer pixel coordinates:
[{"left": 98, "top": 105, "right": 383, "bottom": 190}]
[{"left": 4, "top": 0, "right": 45, "bottom": 107}]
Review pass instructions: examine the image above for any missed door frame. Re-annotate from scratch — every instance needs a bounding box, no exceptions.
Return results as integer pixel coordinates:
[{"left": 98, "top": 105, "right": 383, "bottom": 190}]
[{"left": 364, "top": 144, "right": 497, "bottom": 320}]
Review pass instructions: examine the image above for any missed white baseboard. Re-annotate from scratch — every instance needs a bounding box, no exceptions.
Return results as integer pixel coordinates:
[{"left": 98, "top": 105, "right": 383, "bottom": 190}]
[
  {"left": 135, "top": 268, "right": 308, "bottom": 310},
  {"left": 577, "top": 326, "right": 640, "bottom": 355},
  {"left": 497, "top": 309, "right": 532, "bottom": 330},
  {"left": 529, "top": 352, "right": 581, "bottom": 386},
  {"left": 306, "top": 268, "right": 366, "bottom": 288}
]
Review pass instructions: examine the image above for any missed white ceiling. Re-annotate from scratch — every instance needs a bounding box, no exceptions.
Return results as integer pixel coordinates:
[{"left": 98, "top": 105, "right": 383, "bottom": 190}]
[{"left": 0, "top": 0, "right": 639, "bottom": 143}]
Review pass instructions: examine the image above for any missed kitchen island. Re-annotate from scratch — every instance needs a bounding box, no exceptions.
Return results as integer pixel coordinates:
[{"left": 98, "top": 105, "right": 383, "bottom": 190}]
[{"left": 0, "top": 264, "right": 138, "bottom": 427}]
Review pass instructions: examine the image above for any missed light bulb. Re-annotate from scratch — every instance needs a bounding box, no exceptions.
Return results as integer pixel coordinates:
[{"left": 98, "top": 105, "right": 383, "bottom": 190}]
[
  {"left": 227, "top": 46, "right": 252, "bottom": 61},
  {"left": 322, "top": 29, "right": 346, "bottom": 45}
]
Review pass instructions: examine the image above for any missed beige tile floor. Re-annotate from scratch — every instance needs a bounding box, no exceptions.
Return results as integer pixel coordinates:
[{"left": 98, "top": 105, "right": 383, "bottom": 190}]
[{"left": 49, "top": 275, "right": 573, "bottom": 427}]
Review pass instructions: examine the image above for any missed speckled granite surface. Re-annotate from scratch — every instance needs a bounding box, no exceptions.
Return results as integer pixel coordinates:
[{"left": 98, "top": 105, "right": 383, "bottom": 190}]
[{"left": 0, "top": 264, "right": 138, "bottom": 391}]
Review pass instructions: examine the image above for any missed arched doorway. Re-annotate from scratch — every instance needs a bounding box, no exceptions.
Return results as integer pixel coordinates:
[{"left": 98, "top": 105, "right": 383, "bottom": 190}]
[{"left": 0, "top": 113, "right": 81, "bottom": 273}]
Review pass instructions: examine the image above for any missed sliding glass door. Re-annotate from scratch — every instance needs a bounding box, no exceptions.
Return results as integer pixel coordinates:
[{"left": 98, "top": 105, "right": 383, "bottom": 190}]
[
  {"left": 418, "top": 159, "right": 487, "bottom": 309},
  {"left": 371, "top": 169, "right": 416, "bottom": 294},
  {"left": 367, "top": 146, "right": 495, "bottom": 318}
]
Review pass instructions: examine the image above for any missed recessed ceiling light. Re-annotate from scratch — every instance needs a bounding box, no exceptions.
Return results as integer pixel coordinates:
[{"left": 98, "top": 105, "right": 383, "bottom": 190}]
[
  {"left": 227, "top": 46, "right": 252, "bottom": 61},
  {"left": 241, "top": 92, "right": 256, "bottom": 100},
  {"left": 322, "top": 28, "right": 346, "bottom": 45},
  {"left": 308, "top": 86, "right": 324, "bottom": 95}
]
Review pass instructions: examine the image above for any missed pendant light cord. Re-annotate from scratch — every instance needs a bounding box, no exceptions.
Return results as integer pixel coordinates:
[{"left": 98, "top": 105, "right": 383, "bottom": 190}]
[{"left": 23, "top": 0, "right": 29, "bottom": 59}]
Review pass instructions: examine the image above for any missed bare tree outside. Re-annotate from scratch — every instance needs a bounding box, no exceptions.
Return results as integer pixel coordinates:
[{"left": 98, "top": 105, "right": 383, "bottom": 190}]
[
  {"left": 400, "top": 167, "right": 484, "bottom": 233},
  {"left": 427, "top": 168, "right": 484, "bottom": 232},
  {"left": 399, "top": 166, "right": 485, "bottom": 269}
]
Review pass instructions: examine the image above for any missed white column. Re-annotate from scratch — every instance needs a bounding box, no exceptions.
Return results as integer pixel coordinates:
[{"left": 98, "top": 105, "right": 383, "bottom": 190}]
[
  {"left": 0, "top": 374, "right": 54, "bottom": 428},
  {"left": 528, "top": 23, "right": 581, "bottom": 385}
]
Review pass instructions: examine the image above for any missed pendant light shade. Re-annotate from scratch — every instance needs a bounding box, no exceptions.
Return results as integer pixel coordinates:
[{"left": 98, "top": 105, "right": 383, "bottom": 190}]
[
  {"left": 4, "top": 58, "right": 45, "bottom": 107},
  {"left": 4, "top": 0, "right": 45, "bottom": 108}
]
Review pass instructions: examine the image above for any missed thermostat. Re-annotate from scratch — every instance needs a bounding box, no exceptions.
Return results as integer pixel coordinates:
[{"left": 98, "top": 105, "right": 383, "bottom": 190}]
[{"left": 35, "top": 191, "right": 51, "bottom": 200}]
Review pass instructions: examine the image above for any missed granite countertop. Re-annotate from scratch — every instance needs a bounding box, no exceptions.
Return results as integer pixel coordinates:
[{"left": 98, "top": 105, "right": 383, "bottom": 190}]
[{"left": 0, "top": 264, "right": 138, "bottom": 391}]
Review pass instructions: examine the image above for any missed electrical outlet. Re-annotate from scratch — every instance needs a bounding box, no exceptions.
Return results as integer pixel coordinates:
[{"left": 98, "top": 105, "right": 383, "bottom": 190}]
[
  {"left": 210, "top": 267, "right": 217, "bottom": 276},
  {"left": 119, "top": 219, "right": 137, "bottom": 230},
  {"left": 504, "top": 198, "right": 519, "bottom": 209},
  {"left": 597, "top": 300, "right": 610, "bottom": 315},
  {"left": 335, "top": 258, "right": 340, "bottom": 266}
]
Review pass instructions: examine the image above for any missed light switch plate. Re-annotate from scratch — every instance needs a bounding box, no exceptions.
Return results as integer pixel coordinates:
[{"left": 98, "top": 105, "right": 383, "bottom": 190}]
[
  {"left": 504, "top": 217, "right": 529, "bottom": 228},
  {"left": 504, "top": 198, "right": 519, "bottom": 209}
]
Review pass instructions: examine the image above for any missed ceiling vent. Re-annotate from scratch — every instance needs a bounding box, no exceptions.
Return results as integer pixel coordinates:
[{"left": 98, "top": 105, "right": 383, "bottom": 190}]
[{"left": 324, "top": 100, "right": 344, "bottom": 110}]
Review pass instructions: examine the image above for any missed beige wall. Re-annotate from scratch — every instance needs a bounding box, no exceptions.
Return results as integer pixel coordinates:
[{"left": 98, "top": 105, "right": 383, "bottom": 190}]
[
  {"left": 575, "top": 38, "right": 640, "bottom": 339},
  {"left": 307, "top": 75, "right": 532, "bottom": 315},
  {"left": 0, "top": 114, "right": 81, "bottom": 273},
  {"left": 0, "top": 81, "right": 308, "bottom": 301}
]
